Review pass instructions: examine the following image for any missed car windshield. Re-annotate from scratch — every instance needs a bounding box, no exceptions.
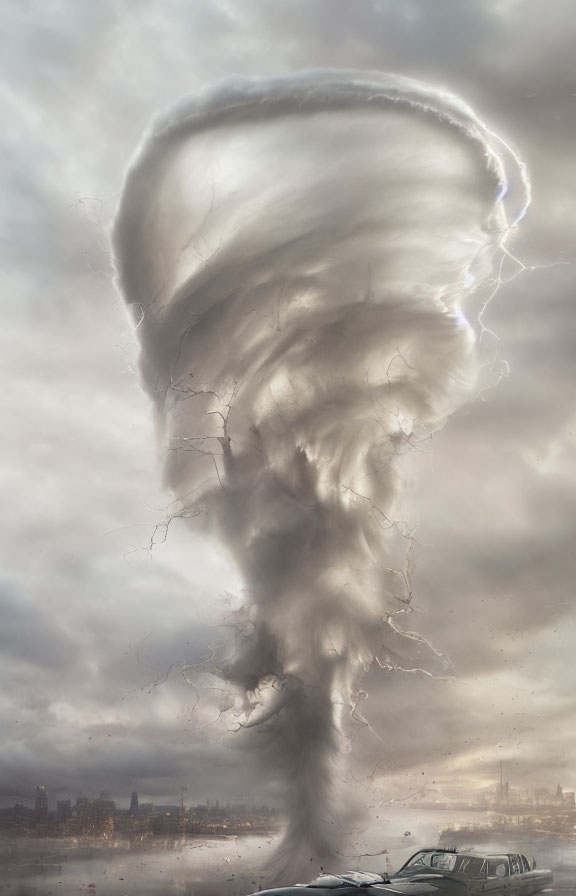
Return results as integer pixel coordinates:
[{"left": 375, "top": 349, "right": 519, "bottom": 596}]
[
  {"left": 401, "top": 852, "right": 485, "bottom": 878},
  {"left": 403, "top": 851, "right": 458, "bottom": 871}
]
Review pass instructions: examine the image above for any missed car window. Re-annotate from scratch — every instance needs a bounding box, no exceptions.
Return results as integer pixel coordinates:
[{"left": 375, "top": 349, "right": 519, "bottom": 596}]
[
  {"left": 521, "top": 856, "right": 531, "bottom": 873},
  {"left": 431, "top": 854, "right": 457, "bottom": 871},
  {"left": 405, "top": 852, "right": 433, "bottom": 868},
  {"left": 487, "top": 858, "right": 509, "bottom": 878},
  {"left": 510, "top": 855, "right": 522, "bottom": 875},
  {"left": 454, "top": 856, "right": 485, "bottom": 878}
]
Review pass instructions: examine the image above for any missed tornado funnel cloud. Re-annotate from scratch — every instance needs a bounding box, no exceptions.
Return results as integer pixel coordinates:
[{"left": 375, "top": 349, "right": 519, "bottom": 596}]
[{"left": 112, "top": 71, "right": 528, "bottom": 878}]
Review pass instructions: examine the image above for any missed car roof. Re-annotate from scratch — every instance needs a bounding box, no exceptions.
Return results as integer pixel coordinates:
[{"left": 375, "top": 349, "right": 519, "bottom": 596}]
[{"left": 404, "top": 849, "right": 529, "bottom": 861}]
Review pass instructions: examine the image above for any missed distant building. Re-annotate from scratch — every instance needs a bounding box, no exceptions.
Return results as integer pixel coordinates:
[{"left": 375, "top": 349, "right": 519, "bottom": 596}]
[
  {"left": 56, "top": 799, "right": 72, "bottom": 821},
  {"left": 155, "top": 804, "right": 181, "bottom": 816},
  {"left": 75, "top": 796, "right": 90, "bottom": 820},
  {"left": 14, "top": 803, "right": 34, "bottom": 821},
  {"left": 130, "top": 791, "right": 139, "bottom": 815},
  {"left": 91, "top": 794, "right": 116, "bottom": 819},
  {"left": 35, "top": 785, "right": 48, "bottom": 820}
]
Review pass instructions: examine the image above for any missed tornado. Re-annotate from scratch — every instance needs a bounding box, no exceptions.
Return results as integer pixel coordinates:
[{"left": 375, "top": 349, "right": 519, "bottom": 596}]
[{"left": 112, "top": 71, "right": 528, "bottom": 878}]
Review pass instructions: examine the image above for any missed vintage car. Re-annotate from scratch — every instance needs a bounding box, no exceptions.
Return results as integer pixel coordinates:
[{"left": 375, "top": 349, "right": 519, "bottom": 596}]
[{"left": 246, "top": 847, "right": 553, "bottom": 896}]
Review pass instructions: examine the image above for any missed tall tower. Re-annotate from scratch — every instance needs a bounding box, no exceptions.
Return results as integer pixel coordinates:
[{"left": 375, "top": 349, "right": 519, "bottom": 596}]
[
  {"left": 35, "top": 785, "right": 48, "bottom": 820},
  {"left": 129, "top": 791, "right": 139, "bottom": 815}
]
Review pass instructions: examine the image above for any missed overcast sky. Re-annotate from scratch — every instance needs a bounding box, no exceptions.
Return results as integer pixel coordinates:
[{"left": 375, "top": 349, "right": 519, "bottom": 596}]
[{"left": 2, "top": 0, "right": 576, "bottom": 816}]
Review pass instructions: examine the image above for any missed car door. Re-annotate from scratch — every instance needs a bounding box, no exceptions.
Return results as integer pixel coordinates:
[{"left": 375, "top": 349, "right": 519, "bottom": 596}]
[
  {"left": 508, "top": 854, "right": 528, "bottom": 896},
  {"left": 517, "top": 854, "right": 553, "bottom": 896},
  {"left": 484, "top": 856, "right": 511, "bottom": 895}
]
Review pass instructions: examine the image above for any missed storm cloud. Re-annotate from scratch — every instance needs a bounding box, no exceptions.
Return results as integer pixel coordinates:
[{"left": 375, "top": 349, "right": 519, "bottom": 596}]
[{"left": 1, "top": 0, "right": 576, "bottom": 843}]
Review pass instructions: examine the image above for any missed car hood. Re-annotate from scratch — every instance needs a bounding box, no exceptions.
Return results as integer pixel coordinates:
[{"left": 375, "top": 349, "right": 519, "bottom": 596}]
[{"left": 253, "top": 878, "right": 467, "bottom": 896}]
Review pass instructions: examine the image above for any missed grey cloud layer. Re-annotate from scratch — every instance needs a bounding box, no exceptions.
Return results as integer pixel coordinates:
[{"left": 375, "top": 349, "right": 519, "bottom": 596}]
[{"left": 1, "top": 0, "right": 575, "bottom": 819}]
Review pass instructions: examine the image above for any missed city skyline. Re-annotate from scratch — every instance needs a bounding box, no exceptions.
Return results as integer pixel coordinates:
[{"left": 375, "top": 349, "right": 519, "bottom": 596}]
[
  {"left": 5, "top": 763, "right": 576, "bottom": 815},
  {"left": 0, "top": 784, "right": 277, "bottom": 813}
]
